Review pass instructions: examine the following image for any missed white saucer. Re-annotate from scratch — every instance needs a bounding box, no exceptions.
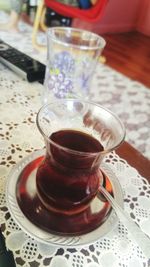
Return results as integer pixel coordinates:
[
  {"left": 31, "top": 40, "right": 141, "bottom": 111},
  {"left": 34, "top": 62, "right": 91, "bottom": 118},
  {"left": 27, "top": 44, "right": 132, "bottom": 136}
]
[{"left": 6, "top": 149, "right": 123, "bottom": 247}]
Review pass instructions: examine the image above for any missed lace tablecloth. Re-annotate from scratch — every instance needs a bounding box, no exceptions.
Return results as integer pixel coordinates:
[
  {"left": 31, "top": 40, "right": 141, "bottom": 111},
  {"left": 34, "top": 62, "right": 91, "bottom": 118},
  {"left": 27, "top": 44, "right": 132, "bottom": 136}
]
[
  {"left": 0, "top": 52, "right": 150, "bottom": 267},
  {"left": 0, "top": 10, "right": 150, "bottom": 267}
]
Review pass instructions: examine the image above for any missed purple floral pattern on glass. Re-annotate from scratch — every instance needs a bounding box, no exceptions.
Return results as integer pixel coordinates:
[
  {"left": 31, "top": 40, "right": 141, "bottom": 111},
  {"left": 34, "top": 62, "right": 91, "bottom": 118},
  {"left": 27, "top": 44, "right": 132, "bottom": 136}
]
[
  {"left": 46, "top": 51, "right": 95, "bottom": 99},
  {"left": 47, "top": 71, "right": 73, "bottom": 98},
  {"left": 53, "top": 51, "right": 75, "bottom": 74}
]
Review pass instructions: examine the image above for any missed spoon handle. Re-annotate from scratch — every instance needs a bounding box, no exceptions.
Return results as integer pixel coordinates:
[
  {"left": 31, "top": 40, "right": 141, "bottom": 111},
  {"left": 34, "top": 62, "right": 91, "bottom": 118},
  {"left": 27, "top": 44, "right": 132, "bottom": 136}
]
[{"left": 98, "top": 186, "right": 150, "bottom": 259}]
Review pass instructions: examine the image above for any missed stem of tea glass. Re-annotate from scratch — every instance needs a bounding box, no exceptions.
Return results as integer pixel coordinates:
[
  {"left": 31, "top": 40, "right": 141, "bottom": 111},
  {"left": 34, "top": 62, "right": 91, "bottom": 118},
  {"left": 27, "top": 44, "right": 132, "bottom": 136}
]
[{"left": 98, "top": 183, "right": 150, "bottom": 259}]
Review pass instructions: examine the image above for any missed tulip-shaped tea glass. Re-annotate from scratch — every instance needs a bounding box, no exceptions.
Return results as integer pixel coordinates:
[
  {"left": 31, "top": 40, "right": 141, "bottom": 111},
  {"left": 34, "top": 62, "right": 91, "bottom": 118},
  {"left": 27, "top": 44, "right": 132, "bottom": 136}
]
[{"left": 36, "top": 99, "right": 125, "bottom": 234}]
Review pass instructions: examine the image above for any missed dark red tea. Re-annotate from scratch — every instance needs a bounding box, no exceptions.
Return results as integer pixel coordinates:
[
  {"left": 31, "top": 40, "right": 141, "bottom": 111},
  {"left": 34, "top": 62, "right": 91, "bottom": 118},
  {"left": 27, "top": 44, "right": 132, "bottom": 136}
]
[{"left": 36, "top": 129, "right": 104, "bottom": 215}]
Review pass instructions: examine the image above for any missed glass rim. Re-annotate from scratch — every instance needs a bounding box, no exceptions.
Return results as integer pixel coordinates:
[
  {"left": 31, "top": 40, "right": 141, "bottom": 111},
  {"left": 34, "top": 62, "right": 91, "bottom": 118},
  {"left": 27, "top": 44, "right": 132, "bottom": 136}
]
[
  {"left": 36, "top": 99, "right": 126, "bottom": 156},
  {"left": 47, "top": 27, "right": 106, "bottom": 51}
]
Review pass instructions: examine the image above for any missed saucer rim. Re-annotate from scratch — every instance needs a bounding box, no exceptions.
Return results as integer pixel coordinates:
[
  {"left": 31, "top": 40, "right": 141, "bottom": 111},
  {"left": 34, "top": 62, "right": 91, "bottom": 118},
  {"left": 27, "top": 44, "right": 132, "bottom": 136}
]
[{"left": 6, "top": 149, "right": 124, "bottom": 247}]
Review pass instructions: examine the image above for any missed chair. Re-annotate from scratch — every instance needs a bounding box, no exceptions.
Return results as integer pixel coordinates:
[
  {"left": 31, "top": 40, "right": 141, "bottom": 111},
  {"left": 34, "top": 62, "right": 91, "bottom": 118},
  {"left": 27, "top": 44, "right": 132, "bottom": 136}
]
[
  {"left": 44, "top": 0, "right": 108, "bottom": 22},
  {"left": 32, "top": 0, "right": 108, "bottom": 57}
]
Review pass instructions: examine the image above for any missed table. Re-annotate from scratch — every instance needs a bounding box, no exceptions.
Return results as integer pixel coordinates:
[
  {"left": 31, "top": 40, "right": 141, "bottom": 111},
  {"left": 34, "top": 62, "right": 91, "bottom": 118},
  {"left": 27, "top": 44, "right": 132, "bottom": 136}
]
[
  {"left": 117, "top": 142, "right": 150, "bottom": 182},
  {"left": 0, "top": 10, "right": 150, "bottom": 267}
]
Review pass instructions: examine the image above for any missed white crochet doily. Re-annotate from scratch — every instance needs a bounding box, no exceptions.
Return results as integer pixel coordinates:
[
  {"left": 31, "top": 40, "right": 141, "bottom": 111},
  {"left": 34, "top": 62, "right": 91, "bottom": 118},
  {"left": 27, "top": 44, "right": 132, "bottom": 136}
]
[
  {"left": 0, "top": 151, "right": 150, "bottom": 266},
  {"left": 0, "top": 65, "right": 149, "bottom": 266}
]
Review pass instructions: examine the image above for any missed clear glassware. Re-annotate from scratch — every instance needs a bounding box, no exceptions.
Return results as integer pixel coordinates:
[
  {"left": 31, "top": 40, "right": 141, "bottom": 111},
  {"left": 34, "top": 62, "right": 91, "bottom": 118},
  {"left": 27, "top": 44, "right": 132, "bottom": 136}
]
[
  {"left": 36, "top": 98, "right": 125, "bottom": 220},
  {"left": 43, "top": 27, "right": 106, "bottom": 103}
]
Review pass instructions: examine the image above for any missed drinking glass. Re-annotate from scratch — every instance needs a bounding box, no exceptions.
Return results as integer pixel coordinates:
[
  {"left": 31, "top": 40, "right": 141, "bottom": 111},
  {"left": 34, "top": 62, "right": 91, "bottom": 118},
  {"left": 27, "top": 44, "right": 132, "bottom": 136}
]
[
  {"left": 43, "top": 27, "right": 106, "bottom": 103},
  {"left": 36, "top": 99, "right": 125, "bottom": 218}
]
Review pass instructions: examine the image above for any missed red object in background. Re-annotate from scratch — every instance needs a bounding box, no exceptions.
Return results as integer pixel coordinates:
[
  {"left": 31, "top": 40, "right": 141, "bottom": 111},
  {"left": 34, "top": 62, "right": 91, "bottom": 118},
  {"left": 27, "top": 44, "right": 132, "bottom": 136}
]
[{"left": 44, "top": 0, "right": 108, "bottom": 22}]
